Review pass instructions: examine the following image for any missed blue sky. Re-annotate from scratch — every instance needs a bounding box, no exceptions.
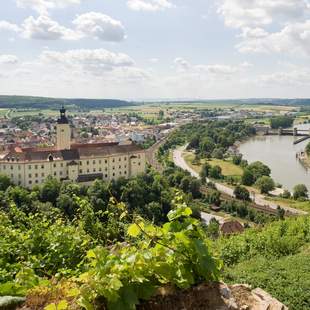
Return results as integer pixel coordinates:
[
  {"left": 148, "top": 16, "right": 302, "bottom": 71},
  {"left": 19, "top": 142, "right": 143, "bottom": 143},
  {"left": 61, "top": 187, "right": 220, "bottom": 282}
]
[{"left": 0, "top": 0, "right": 310, "bottom": 99}]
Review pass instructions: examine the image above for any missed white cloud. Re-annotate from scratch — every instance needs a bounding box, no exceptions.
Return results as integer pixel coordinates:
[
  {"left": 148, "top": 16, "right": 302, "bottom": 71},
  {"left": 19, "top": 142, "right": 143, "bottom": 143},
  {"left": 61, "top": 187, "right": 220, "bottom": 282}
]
[
  {"left": 174, "top": 57, "right": 191, "bottom": 72},
  {"left": 237, "top": 20, "right": 310, "bottom": 55},
  {"left": 127, "top": 0, "right": 174, "bottom": 12},
  {"left": 16, "top": 0, "right": 81, "bottom": 15},
  {"left": 218, "top": 0, "right": 310, "bottom": 29},
  {"left": 73, "top": 12, "right": 125, "bottom": 42},
  {"left": 0, "top": 21, "right": 21, "bottom": 32},
  {"left": 0, "top": 12, "right": 126, "bottom": 42},
  {"left": 40, "top": 49, "right": 135, "bottom": 75},
  {"left": 0, "top": 54, "right": 19, "bottom": 65},
  {"left": 22, "top": 15, "right": 79, "bottom": 40},
  {"left": 259, "top": 68, "right": 310, "bottom": 86},
  {"left": 173, "top": 57, "right": 248, "bottom": 78}
]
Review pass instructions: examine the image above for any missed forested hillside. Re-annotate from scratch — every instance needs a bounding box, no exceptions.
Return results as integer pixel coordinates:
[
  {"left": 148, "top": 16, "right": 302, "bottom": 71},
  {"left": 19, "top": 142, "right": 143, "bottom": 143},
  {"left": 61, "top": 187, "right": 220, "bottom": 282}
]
[{"left": 0, "top": 96, "right": 135, "bottom": 109}]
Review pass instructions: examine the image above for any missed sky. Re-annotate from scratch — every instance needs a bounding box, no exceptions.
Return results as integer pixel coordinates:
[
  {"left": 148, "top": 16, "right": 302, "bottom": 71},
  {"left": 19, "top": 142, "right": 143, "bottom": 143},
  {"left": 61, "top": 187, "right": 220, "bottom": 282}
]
[{"left": 0, "top": 0, "right": 310, "bottom": 100}]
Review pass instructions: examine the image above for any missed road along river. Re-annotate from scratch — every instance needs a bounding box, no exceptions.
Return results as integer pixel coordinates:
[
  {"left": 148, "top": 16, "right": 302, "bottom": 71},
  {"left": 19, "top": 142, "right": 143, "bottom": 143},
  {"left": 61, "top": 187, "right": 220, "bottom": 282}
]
[{"left": 173, "top": 146, "right": 307, "bottom": 215}]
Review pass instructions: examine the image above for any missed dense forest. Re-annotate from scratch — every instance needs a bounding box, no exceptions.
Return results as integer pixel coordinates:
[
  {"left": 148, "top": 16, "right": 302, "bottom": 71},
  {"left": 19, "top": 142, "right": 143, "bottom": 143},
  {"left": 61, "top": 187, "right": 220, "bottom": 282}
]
[{"left": 0, "top": 96, "right": 135, "bottom": 109}]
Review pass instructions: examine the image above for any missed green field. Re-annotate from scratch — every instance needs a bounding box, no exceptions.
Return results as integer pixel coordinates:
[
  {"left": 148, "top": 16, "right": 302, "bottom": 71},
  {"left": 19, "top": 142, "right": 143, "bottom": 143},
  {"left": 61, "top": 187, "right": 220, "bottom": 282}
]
[
  {"left": 183, "top": 152, "right": 243, "bottom": 177},
  {"left": 0, "top": 109, "right": 9, "bottom": 117}
]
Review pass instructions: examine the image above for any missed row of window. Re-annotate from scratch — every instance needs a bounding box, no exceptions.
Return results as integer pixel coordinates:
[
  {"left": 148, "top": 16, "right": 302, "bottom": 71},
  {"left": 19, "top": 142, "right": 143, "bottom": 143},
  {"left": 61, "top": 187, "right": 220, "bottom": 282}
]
[{"left": 27, "top": 170, "right": 128, "bottom": 186}]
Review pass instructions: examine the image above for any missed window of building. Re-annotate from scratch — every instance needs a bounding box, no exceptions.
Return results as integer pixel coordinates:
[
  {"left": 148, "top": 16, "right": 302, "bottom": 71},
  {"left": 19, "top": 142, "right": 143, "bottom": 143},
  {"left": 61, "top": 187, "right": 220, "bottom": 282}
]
[
  {"left": 28, "top": 165, "right": 32, "bottom": 170},
  {"left": 93, "top": 168, "right": 96, "bottom": 172},
  {"left": 99, "top": 168, "right": 102, "bottom": 172},
  {"left": 29, "top": 180, "right": 32, "bottom": 185},
  {"left": 112, "top": 173, "right": 115, "bottom": 176},
  {"left": 60, "top": 163, "right": 63, "bottom": 167},
  {"left": 119, "top": 158, "right": 121, "bottom": 162},
  {"left": 105, "top": 160, "right": 107, "bottom": 164},
  {"left": 79, "top": 169, "right": 82, "bottom": 174},
  {"left": 35, "top": 165, "right": 38, "bottom": 169},
  {"left": 35, "top": 180, "right": 38, "bottom": 184},
  {"left": 87, "top": 161, "right": 89, "bottom": 165},
  {"left": 53, "top": 163, "right": 56, "bottom": 168},
  {"left": 41, "top": 165, "right": 44, "bottom": 169},
  {"left": 60, "top": 171, "right": 63, "bottom": 176},
  {"left": 105, "top": 174, "right": 108, "bottom": 178},
  {"left": 79, "top": 161, "right": 82, "bottom": 165},
  {"left": 18, "top": 165, "right": 21, "bottom": 170},
  {"left": 42, "top": 173, "right": 44, "bottom": 177},
  {"left": 87, "top": 169, "right": 90, "bottom": 173},
  {"left": 124, "top": 171, "right": 127, "bottom": 174},
  {"left": 35, "top": 173, "right": 38, "bottom": 177},
  {"left": 10, "top": 165, "right": 13, "bottom": 170},
  {"left": 93, "top": 160, "right": 96, "bottom": 164},
  {"left": 119, "top": 166, "right": 121, "bottom": 169},
  {"left": 99, "top": 160, "right": 101, "bottom": 164},
  {"left": 54, "top": 172, "right": 57, "bottom": 176},
  {"left": 29, "top": 174, "right": 32, "bottom": 178},
  {"left": 112, "top": 158, "right": 115, "bottom": 163},
  {"left": 112, "top": 166, "right": 115, "bottom": 170}
]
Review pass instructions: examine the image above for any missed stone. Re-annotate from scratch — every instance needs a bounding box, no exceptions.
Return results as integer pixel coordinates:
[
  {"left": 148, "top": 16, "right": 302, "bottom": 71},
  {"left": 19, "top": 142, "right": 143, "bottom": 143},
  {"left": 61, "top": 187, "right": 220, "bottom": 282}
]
[{"left": 0, "top": 296, "right": 25, "bottom": 310}]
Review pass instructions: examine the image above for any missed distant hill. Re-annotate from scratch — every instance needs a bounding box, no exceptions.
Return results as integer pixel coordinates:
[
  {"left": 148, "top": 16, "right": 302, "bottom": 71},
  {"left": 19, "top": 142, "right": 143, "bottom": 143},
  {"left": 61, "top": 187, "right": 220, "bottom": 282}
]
[
  {"left": 0, "top": 96, "right": 136, "bottom": 109},
  {"left": 144, "top": 98, "right": 310, "bottom": 106}
]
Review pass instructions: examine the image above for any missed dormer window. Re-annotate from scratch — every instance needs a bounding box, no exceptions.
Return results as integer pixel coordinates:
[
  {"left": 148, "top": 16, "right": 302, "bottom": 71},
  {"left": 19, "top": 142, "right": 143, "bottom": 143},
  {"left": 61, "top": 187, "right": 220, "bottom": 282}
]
[{"left": 48, "top": 154, "right": 54, "bottom": 162}]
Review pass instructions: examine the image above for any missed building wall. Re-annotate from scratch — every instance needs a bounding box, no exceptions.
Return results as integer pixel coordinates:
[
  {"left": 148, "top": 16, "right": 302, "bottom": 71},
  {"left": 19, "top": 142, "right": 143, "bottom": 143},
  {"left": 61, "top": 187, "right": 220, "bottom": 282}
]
[
  {"left": 56, "top": 123, "right": 71, "bottom": 150},
  {"left": 0, "top": 151, "right": 146, "bottom": 188}
]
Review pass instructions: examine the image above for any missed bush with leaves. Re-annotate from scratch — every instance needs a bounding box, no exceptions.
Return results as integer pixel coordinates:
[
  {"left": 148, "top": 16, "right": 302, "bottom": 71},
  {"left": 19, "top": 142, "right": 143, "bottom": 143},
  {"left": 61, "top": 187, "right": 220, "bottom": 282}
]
[{"left": 77, "top": 194, "right": 222, "bottom": 310}]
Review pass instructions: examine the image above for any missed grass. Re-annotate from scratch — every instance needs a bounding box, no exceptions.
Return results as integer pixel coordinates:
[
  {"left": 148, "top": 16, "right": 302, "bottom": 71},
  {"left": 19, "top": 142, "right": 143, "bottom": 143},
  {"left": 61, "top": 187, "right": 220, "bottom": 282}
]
[
  {"left": 0, "top": 109, "right": 9, "bottom": 117},
  {"left": 265, "top": 196, "right": 310, "bottom": 213},
  {"left": 223, "top": 245, "right": 310, "bottom": 310},
  {"left": 183, "top": 152, "right": 243, "bottom": 177}
]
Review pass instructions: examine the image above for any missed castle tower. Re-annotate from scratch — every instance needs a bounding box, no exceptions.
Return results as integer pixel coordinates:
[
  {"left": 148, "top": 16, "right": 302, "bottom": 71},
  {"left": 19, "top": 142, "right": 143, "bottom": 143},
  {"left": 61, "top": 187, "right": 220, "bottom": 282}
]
[{"left": 56, "top": 106, "right": 71, "bottom": 150}]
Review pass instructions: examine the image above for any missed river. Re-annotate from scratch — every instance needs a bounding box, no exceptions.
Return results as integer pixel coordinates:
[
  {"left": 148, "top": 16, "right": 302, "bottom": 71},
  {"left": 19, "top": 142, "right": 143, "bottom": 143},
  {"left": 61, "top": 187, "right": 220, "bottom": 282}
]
[{"left": 239, "top": 125, "right": 310, "bottom": 191}]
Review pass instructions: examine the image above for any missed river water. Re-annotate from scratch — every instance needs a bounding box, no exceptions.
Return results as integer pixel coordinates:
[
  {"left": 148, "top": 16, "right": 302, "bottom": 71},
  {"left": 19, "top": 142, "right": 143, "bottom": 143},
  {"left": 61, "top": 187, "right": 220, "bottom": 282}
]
[{"left": 239, "top": 125, "right": 310, "bottom": 191}]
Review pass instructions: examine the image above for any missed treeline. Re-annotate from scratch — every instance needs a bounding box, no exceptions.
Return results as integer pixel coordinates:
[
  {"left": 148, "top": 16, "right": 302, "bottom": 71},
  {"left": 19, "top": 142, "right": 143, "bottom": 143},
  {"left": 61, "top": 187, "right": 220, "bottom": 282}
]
[
  {"left": 270, "top": 115, "right": 294, "bottom": 129},
  {"left": 159, "top": 121, "right": 255, "bottom": 159},
  {"left": 0, "top": 95, "right": 135, "bottom": 110}
]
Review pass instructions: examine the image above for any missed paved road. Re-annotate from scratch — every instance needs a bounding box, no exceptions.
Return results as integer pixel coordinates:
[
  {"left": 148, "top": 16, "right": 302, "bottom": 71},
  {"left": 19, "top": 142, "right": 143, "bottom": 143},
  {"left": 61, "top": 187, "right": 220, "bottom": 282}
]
[{"left": 173, "top": 146, "right": 307, "bottom": 215}]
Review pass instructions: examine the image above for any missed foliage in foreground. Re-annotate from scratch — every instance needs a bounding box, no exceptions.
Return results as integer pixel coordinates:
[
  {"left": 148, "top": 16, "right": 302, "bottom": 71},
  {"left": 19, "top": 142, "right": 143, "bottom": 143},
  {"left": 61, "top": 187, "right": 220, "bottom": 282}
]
[
  {"left": 24, "top": 195, "right": 221, "bottom": 310},
  {"left": 224, "top": 246, "right": 310, "bottom": 310}
]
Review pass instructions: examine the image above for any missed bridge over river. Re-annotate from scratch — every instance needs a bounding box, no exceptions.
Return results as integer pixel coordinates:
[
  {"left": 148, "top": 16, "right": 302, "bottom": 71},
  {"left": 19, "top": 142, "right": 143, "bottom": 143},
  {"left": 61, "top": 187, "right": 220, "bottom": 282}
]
[{"left": 264, "top": 127, "right": 310, "bottom": 145}]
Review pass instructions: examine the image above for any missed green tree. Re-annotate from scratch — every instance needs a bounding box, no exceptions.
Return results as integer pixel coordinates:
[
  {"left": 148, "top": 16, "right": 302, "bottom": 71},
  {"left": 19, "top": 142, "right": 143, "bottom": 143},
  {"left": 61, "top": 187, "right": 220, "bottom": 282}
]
[
  {"left": 209, "top": 166, "right": 222, "bottom": 179},
  {"left": 232, "top": 154, "right": 242, "bottom": 165},
  {"left": 39, "top": 177, "right": 61, "bottom": 205},
  {"left": 234, "top": 185, "right": 250, "bottom": 201},
  {"left": 206, "top": 218, "right": 220, "bottom": 239},
  {"left": 293, "top": 184, "right": 308, "bottom": 200},
  {"left": 247, "top": 161, "right": 271, "bottom": 180},
  {"left": 0, "top": 174, "right": 11, "bottom": 191},
  {"left": 255, "top": 176, "right": 275, "bottom": 194},
  {"left": 241, "top": 169, "right": 255, "bottom": 186},
  {"left": 199, "top": 162, "right": 211, "bottom": 183}
]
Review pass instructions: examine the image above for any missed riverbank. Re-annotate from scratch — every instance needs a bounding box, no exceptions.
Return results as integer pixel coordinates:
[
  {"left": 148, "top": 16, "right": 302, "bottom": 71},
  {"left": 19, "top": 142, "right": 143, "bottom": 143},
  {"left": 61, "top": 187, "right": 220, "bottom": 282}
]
[
  {"left": 173, "top": 146, "right": 307, "bottom": 215},
  {"left": 238, "top": 134, "right": 310, "bottom": 191}
]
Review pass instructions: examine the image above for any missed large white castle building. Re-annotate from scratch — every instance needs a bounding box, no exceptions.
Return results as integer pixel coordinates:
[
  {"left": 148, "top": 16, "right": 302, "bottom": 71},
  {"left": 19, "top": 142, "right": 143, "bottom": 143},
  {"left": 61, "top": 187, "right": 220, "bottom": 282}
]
[{"left": 0, "top": 107, "right": 146, "bottom": 188}]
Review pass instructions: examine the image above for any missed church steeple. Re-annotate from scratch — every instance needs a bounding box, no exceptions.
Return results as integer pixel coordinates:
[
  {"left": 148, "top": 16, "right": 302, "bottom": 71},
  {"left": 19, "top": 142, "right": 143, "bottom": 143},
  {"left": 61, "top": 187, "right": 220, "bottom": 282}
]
[
  {"left": 57, "top": 105, "right": 69, "bottom": 124},
  {"left": 56, "top": 105, "right": 71, "bottom": 150}
]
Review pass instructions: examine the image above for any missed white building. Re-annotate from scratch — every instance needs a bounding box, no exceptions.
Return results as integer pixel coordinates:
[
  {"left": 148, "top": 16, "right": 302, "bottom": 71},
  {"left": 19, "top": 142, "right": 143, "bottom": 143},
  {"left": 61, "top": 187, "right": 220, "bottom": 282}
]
[{"left": 0, "top": 107, "right": 146, "bottom": 188}]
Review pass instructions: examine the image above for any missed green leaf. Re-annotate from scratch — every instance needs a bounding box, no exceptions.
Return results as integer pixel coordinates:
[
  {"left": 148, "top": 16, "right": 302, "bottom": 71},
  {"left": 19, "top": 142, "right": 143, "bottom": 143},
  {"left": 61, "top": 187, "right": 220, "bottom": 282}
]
[
  {"left": 168, "top": 207, "right": 192, "bottom": 221},
  {"left": 127, "top": 223, "right": 142, "bottom": 237},
  {"left": 44, "top": 304, "right": 57, "bottom": 310}
]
